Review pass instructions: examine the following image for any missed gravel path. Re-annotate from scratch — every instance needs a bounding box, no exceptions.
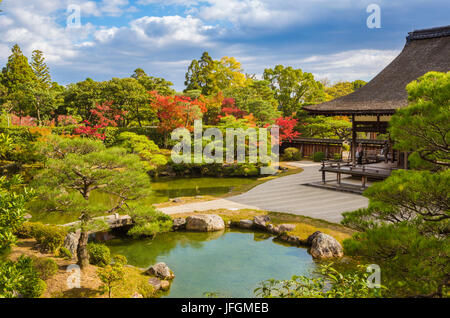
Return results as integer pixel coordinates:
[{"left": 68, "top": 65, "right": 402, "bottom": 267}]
[{"left": 159, "top": 161, "right": 369, "bottom": 223}]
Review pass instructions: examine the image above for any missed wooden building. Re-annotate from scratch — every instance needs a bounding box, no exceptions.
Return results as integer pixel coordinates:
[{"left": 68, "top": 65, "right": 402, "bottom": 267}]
[{"left": 303, "top": 25, "right": 450, "bottom": 167}]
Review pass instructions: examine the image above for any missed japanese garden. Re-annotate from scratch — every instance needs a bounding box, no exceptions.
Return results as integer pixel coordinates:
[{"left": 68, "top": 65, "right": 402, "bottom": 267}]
[{"left": 0, "top": 0, "right": 448, "bottom": 300}]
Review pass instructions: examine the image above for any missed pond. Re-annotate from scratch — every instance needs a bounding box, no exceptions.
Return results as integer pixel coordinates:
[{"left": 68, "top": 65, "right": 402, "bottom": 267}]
[
  {"left": 106, "top": 229, "right": 316, "bottom": 298},
  {"left": 30, "top": 176, "right": 257, "bottom": 224}
]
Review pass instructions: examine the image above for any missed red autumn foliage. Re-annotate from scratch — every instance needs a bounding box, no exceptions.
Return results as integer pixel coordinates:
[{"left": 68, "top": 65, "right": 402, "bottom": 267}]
[
  {"left": 266, "top": 116, "right": 300, "bottom": 144},
  {"left": 220, "top": 97, "right": 247, "bottom": 119},
  {"left": 11, "top": 114, "right": 37, "bottom": 126},
  {"left": 148, "top": 91, "right": 206, "bottom": 135},
  {"left": 73, "top": 101, "right": 126, "bottom": 140}
]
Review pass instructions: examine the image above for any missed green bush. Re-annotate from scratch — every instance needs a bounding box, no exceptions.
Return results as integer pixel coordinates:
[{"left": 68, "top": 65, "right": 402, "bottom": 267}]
[
  {"left": 29, "top": 222, "right": 68, "bottom": 254},
  {"left": 0, "top": 255, "right": 46, "bottom": 298},
  {"left": 87, "top": 243, "right": 111, "bottom": 267},
  {"left": 128, "top": 207, "right": 173, "bottom": 238},
  {"left": 283, "top": 147, "right": 301, "bottom": 161},
  {"left": 56, "top": 246, "right": 72, "bottom": 260},
  {"left": 312, "top": 152, "right": 325, "bottom": 162},
  {"left": 15, "top": 222, "right": 35, "bottom": 239},
  {"left": 113, "top": 254, "right": 127, "bottom": 266},
  {"left": 333, "top": 153, "right": 342, "bottom": 161},
  {"left": 33, "top": 257, "right": 58, "bottom": 280}
]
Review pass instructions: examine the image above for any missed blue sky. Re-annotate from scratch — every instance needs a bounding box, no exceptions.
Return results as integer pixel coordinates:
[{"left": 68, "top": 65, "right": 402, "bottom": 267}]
[{"left": 0, "top": 0, "right": 449, "bottom": 91}]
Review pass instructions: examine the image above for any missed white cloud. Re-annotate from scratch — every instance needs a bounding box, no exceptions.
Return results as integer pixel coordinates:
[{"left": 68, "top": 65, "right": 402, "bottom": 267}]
[
  {"left": 130, "top": 15, "right": 216, "bottom": 45},
  {"left": 298, "top": 49, "right": 400, "bottom": 82}
]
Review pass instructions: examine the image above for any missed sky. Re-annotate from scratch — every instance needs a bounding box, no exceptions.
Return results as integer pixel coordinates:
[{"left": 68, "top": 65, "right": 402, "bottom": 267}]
[{"left": 0, "top": 0, "right": 449, "bottom": 91}]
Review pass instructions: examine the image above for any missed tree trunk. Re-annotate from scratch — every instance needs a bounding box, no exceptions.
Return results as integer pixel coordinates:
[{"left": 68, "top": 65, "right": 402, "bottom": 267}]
[{"left": 77, "top": 230, "right": 90, "bottom": 269}]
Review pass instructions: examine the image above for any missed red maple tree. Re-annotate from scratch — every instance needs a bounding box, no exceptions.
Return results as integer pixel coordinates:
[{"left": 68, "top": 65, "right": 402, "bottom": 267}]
[
  {"left": 266, "top": 116, "right": 300, "bottom": 144},
  {"left": 148, "top": 91, "right": 206, "bottom": 146},
  {"left": 73, "top": 101, "right": 126, "bottom": 140}
]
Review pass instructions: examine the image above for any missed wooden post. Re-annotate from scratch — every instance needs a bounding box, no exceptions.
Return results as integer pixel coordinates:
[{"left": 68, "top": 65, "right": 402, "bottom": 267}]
[
  {"left": 322, "top": 161, "right": 326, "bottom": 184},
  {"left": 403, "top": 152, "right": 408, "bottom": 169},
  {"left": 337, "top": 163, "right": 341, "bottom": 184},
  {"left": 351, "top": 115, "right": 356, "bottom": 165}
]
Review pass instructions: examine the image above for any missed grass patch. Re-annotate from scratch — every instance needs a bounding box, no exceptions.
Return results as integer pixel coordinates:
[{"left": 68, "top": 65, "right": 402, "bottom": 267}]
[{"left": 112, "top": 266, "right": 155, "bottom": 298}]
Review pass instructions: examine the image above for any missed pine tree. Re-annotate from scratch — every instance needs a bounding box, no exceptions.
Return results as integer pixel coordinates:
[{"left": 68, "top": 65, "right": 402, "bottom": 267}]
[
  {"left": 31, "top": 50, "right": 51, "bottom": 87},
  {"left": 1, "top": 44, "right": 37, "bottom": 92}
]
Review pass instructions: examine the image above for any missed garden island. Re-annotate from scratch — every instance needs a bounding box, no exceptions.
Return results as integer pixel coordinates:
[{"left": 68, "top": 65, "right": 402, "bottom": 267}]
[{"left": 0, "top": 21, "right": 448, "bottom": 299}]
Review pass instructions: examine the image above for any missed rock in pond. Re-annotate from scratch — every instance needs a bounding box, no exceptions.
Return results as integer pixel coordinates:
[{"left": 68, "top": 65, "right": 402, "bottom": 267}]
[
  {"left": 253, "top": 215, "right": 271, "bottom": 229},
  {"left": 148, "top": 277, "right": 162, "bottom": 291},
  {"left": 185, "top": 214, "right": 225, "bottom": 232},
  {"left": 148, "top": 277, "right": 170, "bottom": 292},
  {"left": 238, "top": 219, "right": 253, "bottom": 229},
  {"left": 306, "top": 231, "right": 321, "bottom": 246},
  {"left": 307, "top": 232, "right": 343, "bottom": 259},
  {"left": 173, "top": 217, "right": 186, "bottom": 231},
  {"left": 147, "top": 262, "right": 175, "bottom": 280}
]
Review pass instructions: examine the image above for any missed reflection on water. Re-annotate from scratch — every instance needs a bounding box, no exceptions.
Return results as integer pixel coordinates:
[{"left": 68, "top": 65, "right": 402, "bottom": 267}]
[
  {"left": 30, "top": 176, "right": 256, "bottom": 224},
  {"left": 106, "top": 229, "right": 316, "bottom": 298}
]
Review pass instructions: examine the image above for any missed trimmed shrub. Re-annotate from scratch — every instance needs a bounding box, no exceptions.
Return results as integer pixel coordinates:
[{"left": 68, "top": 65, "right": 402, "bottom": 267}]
[
  {"left": 333, "top": 153, "right": 342, "bottom": 161},
  {"left": 113, "top": 254, "right": 127, "bottom": 266},
  {"left": 17, "top": 222, "right": 68, "bottom": 253},
  {"left": 33, "top": 257, "right": 58, "bottom": 280},
  {"left": 87, "top": 243, "right": 111, "bottom": 267},
  {"left": 283, "top": 147, "right": 302, "bottom": 161},
  {"left": 312, "top": 152, "right": 325, "bottom": 162},
  {"left": 31, "top": 223, "right": 68, "bottom": 254}
]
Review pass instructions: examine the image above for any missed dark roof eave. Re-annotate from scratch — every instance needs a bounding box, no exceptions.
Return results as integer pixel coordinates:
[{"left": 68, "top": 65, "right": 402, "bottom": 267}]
[{"left": 302, "top": 108, "right": 396, "bottom": 116}]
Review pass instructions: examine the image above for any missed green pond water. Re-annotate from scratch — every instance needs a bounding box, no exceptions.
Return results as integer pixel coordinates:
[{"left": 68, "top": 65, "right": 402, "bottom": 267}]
[
  {"left": 106, "top": 229, "right": 316, "bottom": 298},
  {"left": 30, "top": 176, "right": 256, "bottom": 224}
]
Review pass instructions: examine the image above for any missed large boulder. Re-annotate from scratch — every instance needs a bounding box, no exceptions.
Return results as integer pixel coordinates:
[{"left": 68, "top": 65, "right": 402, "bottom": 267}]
[
  {"left": 172, "top": 217, "right": 186, "bottom": 231},
  {"left": 147, "top": 262, "right": 175, "bottom": 280},
  {"left": 63, "top": 230, "right": 81, "bottom": 258},
  {"left": 185, "top": 214, "right": 225, "bottom": 232},
  {"left": 307, "top": 232, "right": 343, "bottom": 259},
  {"left": 253, "top": 215, "right": 271, "bottom": 229},
  {"left": 306, "top": 231, "right": 322, "bottom": 246}
]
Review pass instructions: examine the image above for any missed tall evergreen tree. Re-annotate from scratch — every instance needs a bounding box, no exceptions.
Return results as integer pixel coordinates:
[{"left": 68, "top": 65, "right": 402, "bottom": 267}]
[
  {"left": 31, "top": 50, "right": 51, "bottom": 87},
  {"left": 1, "top": 44, "right": 37, "bottom": 92}
]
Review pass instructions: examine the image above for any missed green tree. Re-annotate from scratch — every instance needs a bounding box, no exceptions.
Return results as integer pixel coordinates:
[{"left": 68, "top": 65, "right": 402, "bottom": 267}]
[
  {"left": 303, "top": 116, "right": 352, "bottom": 139},
  {"left": 0, "top": 175, "right": 35, "bottom": 252},
  {"left": 31, "top": 50, "right": 51, "bottom": 88},
  {"left": 32, "top": 135, "right": 152, "bottom": 268},
  {"left": 1, "top": 44, "right": 37, "bottom": 93},
  {"left": 131, "top": 68, "right": 175, "bottom": 96},
  {"left": 103, "top": 77, "right": 154, "bottom": 127},
  {"left": 389, "top": 71, "right": 450, "bottom": 168},
  {"left": 185, "top": 52, "right": 247, "bottom": 95},
  {"left": 63, "top": 78, "right": 104, "bottom": 120},
  {"left": 255, "top": 263, "right": 383, "bottom": 298},
  {"left": 263, "top": 65, "right": 325, "bottom": 116},
  {"left": 97, "top": 259, "right": 125, "bottom": 298}
]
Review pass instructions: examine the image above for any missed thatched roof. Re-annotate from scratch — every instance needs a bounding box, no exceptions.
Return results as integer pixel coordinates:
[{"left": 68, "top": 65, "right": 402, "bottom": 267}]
[{"left": 303, "top": 25, "right": 450, "bottom": 116}]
